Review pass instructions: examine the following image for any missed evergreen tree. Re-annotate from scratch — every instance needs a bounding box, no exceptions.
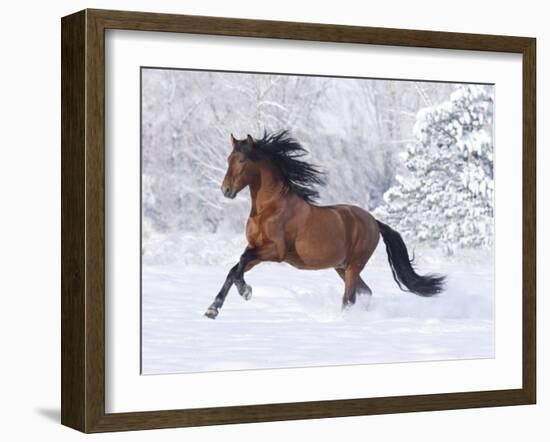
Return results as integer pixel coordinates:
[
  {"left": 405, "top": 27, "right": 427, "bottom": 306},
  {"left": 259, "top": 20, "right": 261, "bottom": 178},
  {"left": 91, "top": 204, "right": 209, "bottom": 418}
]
[{"left": 374, "top": 85, "right": 494, "bottom": 255}]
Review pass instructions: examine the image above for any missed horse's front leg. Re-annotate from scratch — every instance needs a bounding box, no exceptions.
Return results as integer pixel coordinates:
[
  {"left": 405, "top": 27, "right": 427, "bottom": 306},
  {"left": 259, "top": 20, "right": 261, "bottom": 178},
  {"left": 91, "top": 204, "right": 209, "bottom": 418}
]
[
  {"left": 204, "top": 249, "right": 258, "bottom": 319},
  {"left": 233, "top": 249, "right": 258, "bottom": 301},
  {"left": 204, "top": 263, "right": 238, "bottom": 319}
]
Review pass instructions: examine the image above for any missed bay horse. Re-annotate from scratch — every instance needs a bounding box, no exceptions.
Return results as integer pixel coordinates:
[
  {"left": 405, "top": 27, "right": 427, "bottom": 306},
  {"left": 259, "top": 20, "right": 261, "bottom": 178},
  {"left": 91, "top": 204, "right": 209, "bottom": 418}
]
[{"left": 205, "top": 131, "right": 444, "bottom": 319}]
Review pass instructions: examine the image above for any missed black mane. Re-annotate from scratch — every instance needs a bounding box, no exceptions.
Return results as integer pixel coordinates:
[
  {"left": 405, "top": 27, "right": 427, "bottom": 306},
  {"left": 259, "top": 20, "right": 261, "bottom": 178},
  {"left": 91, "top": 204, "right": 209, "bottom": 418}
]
[{"left": 244, "top": 130, "right": 325, "bottom": 203}]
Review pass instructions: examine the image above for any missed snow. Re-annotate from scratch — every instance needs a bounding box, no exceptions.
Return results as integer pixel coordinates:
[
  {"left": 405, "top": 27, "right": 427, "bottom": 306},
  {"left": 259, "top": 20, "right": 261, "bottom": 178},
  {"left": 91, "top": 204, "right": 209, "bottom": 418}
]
[{"left": 141, "top": 236, "right": 494, "bottom": 375}]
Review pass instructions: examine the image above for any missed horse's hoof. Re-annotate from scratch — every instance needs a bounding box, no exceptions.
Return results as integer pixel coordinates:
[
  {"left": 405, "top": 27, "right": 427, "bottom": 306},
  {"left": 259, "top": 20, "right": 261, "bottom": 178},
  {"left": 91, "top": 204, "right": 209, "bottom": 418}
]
[
  {"left": 204, "top": 307, "right": 219, "bottom": 319},
  {"left": 240, "top": 284, "right": 252, "bottom": 301}
]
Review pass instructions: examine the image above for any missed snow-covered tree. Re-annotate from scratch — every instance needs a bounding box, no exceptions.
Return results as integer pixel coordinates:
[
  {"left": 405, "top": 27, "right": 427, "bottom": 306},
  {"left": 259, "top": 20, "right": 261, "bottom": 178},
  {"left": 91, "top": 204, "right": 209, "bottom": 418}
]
[{"left": 374, "top": 85, "right": 494, "bottom": 254}]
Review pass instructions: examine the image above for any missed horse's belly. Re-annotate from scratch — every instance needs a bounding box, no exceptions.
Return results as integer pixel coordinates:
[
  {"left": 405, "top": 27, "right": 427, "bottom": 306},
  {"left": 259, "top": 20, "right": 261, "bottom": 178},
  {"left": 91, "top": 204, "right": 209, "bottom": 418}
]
[
  {"left": 285, "top": 247, "right": 345, "bottom": 270},
  {"left": 288, "top": 218, "right": 348, "bottom": 269},
  {"left": 291, "top": 239, "right": 347, "bottom": 269}
]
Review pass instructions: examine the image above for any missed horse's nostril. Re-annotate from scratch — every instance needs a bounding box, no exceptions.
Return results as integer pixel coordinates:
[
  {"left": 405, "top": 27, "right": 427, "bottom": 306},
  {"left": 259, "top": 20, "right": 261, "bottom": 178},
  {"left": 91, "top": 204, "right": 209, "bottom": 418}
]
[{"left": 222, "top": 186, "right": 234, "bottom": 198}]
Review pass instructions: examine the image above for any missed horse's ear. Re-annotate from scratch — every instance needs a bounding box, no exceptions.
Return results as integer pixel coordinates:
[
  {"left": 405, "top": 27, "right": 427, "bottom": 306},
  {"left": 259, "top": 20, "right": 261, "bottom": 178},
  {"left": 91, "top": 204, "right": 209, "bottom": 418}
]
[
  {"left": 230, "top": 133, "right": 237, "bottom": 147},
  {"left": 246, "top": 134, "right": 255, "bottom": 146}
]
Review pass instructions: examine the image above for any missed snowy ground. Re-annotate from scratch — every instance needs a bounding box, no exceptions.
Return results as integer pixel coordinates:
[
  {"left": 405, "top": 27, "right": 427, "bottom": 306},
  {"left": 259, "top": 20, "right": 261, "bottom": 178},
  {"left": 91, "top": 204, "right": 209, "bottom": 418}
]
[{"left": 141, "top": 235, "right": 494, "bottom": 375}]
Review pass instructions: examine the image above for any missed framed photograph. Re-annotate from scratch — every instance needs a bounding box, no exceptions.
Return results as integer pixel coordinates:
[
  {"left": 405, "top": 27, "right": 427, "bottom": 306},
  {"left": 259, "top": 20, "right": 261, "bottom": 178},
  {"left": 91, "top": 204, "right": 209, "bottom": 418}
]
[{"left": 61, "top": 9, "right": 536, "bottom": 433}]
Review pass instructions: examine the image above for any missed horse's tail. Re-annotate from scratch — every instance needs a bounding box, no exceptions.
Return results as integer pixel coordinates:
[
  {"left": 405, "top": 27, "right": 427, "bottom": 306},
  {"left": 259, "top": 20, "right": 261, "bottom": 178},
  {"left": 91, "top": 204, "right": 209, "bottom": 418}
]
[{"left": 376, "top": 220, "right": 445, "bottom": 296}]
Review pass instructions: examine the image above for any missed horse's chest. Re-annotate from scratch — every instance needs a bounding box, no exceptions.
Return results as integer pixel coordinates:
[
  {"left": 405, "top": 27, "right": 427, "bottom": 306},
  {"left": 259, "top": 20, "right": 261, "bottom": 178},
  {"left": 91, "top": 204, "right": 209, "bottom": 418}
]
[{"left": 246, "top": 216, "right": 263, "bottom": 246}]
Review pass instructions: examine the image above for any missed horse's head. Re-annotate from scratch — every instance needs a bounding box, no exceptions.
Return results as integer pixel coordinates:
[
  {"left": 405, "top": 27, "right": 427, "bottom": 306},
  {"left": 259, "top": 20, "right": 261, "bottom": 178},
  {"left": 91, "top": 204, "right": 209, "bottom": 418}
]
[{"left": 221, "top": 134, "right": 259, "bottom": 199}]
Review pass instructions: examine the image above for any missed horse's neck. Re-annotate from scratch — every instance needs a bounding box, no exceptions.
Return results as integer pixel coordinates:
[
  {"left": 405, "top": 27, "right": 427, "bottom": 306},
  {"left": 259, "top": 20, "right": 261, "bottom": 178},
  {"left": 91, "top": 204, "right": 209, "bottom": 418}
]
[{"left": 249, "top": 166, "right": 287, "bottom": 215}]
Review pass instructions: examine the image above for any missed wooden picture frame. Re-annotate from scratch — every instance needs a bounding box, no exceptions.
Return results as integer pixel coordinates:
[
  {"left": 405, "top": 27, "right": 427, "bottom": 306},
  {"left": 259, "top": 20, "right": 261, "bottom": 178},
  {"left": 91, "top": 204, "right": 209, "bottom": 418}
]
[{"left": 61, "top": 8, "right": 536, "bottom": 433}]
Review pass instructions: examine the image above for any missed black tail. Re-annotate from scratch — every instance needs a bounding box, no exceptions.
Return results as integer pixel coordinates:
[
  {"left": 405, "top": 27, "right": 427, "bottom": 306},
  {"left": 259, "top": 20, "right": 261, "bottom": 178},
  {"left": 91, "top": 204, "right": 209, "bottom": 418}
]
[{"left": 376, "top": 220, "right": 445, "bottom": 297}]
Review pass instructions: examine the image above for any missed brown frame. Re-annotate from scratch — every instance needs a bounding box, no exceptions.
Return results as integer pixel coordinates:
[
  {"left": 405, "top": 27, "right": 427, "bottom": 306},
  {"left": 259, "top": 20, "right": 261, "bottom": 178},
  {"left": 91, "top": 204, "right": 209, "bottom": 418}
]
[{"left": 61, "top": 8, "right": 536, "bottom": 433}]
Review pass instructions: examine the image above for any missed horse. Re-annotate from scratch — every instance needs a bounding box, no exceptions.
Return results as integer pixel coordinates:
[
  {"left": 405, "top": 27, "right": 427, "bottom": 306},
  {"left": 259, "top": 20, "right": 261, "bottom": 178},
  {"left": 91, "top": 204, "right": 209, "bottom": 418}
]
[{"left": 204, "top": 131, "right": 445, "bottom": 319}]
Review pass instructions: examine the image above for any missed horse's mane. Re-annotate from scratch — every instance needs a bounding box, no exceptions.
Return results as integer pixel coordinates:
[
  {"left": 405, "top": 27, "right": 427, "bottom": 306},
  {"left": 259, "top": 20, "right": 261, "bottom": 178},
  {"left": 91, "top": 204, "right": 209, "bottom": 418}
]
[{"left": 247, "top": 130, "right": 325, "bottom": 203}]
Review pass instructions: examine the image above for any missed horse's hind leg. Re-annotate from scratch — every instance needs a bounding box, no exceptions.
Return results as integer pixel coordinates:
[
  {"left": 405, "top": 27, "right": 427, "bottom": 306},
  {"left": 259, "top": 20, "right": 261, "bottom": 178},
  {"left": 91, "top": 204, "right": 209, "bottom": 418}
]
[
  {"left": 338, "top": 266, "right": 362, "bottom": 308},
  {"left": 335, "top": 268, "right": 372, "bottom": 300},
  {"left": 356, "top": 277, "right": 372, "bottom": 296}
]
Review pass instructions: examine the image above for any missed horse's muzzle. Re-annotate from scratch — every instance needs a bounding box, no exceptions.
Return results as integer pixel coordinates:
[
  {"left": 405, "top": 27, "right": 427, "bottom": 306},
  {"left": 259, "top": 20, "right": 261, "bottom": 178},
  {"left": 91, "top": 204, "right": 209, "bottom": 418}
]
[{"left": 221, "top": 185, "right": 237, "bottom": 199}]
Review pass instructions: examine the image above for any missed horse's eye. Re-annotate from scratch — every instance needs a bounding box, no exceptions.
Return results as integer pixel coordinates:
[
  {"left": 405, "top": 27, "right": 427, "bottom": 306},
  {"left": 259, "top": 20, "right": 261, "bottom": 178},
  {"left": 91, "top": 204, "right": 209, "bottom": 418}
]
[{"left": 239, "top": 158, "right": 246, "bottom": 164}]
